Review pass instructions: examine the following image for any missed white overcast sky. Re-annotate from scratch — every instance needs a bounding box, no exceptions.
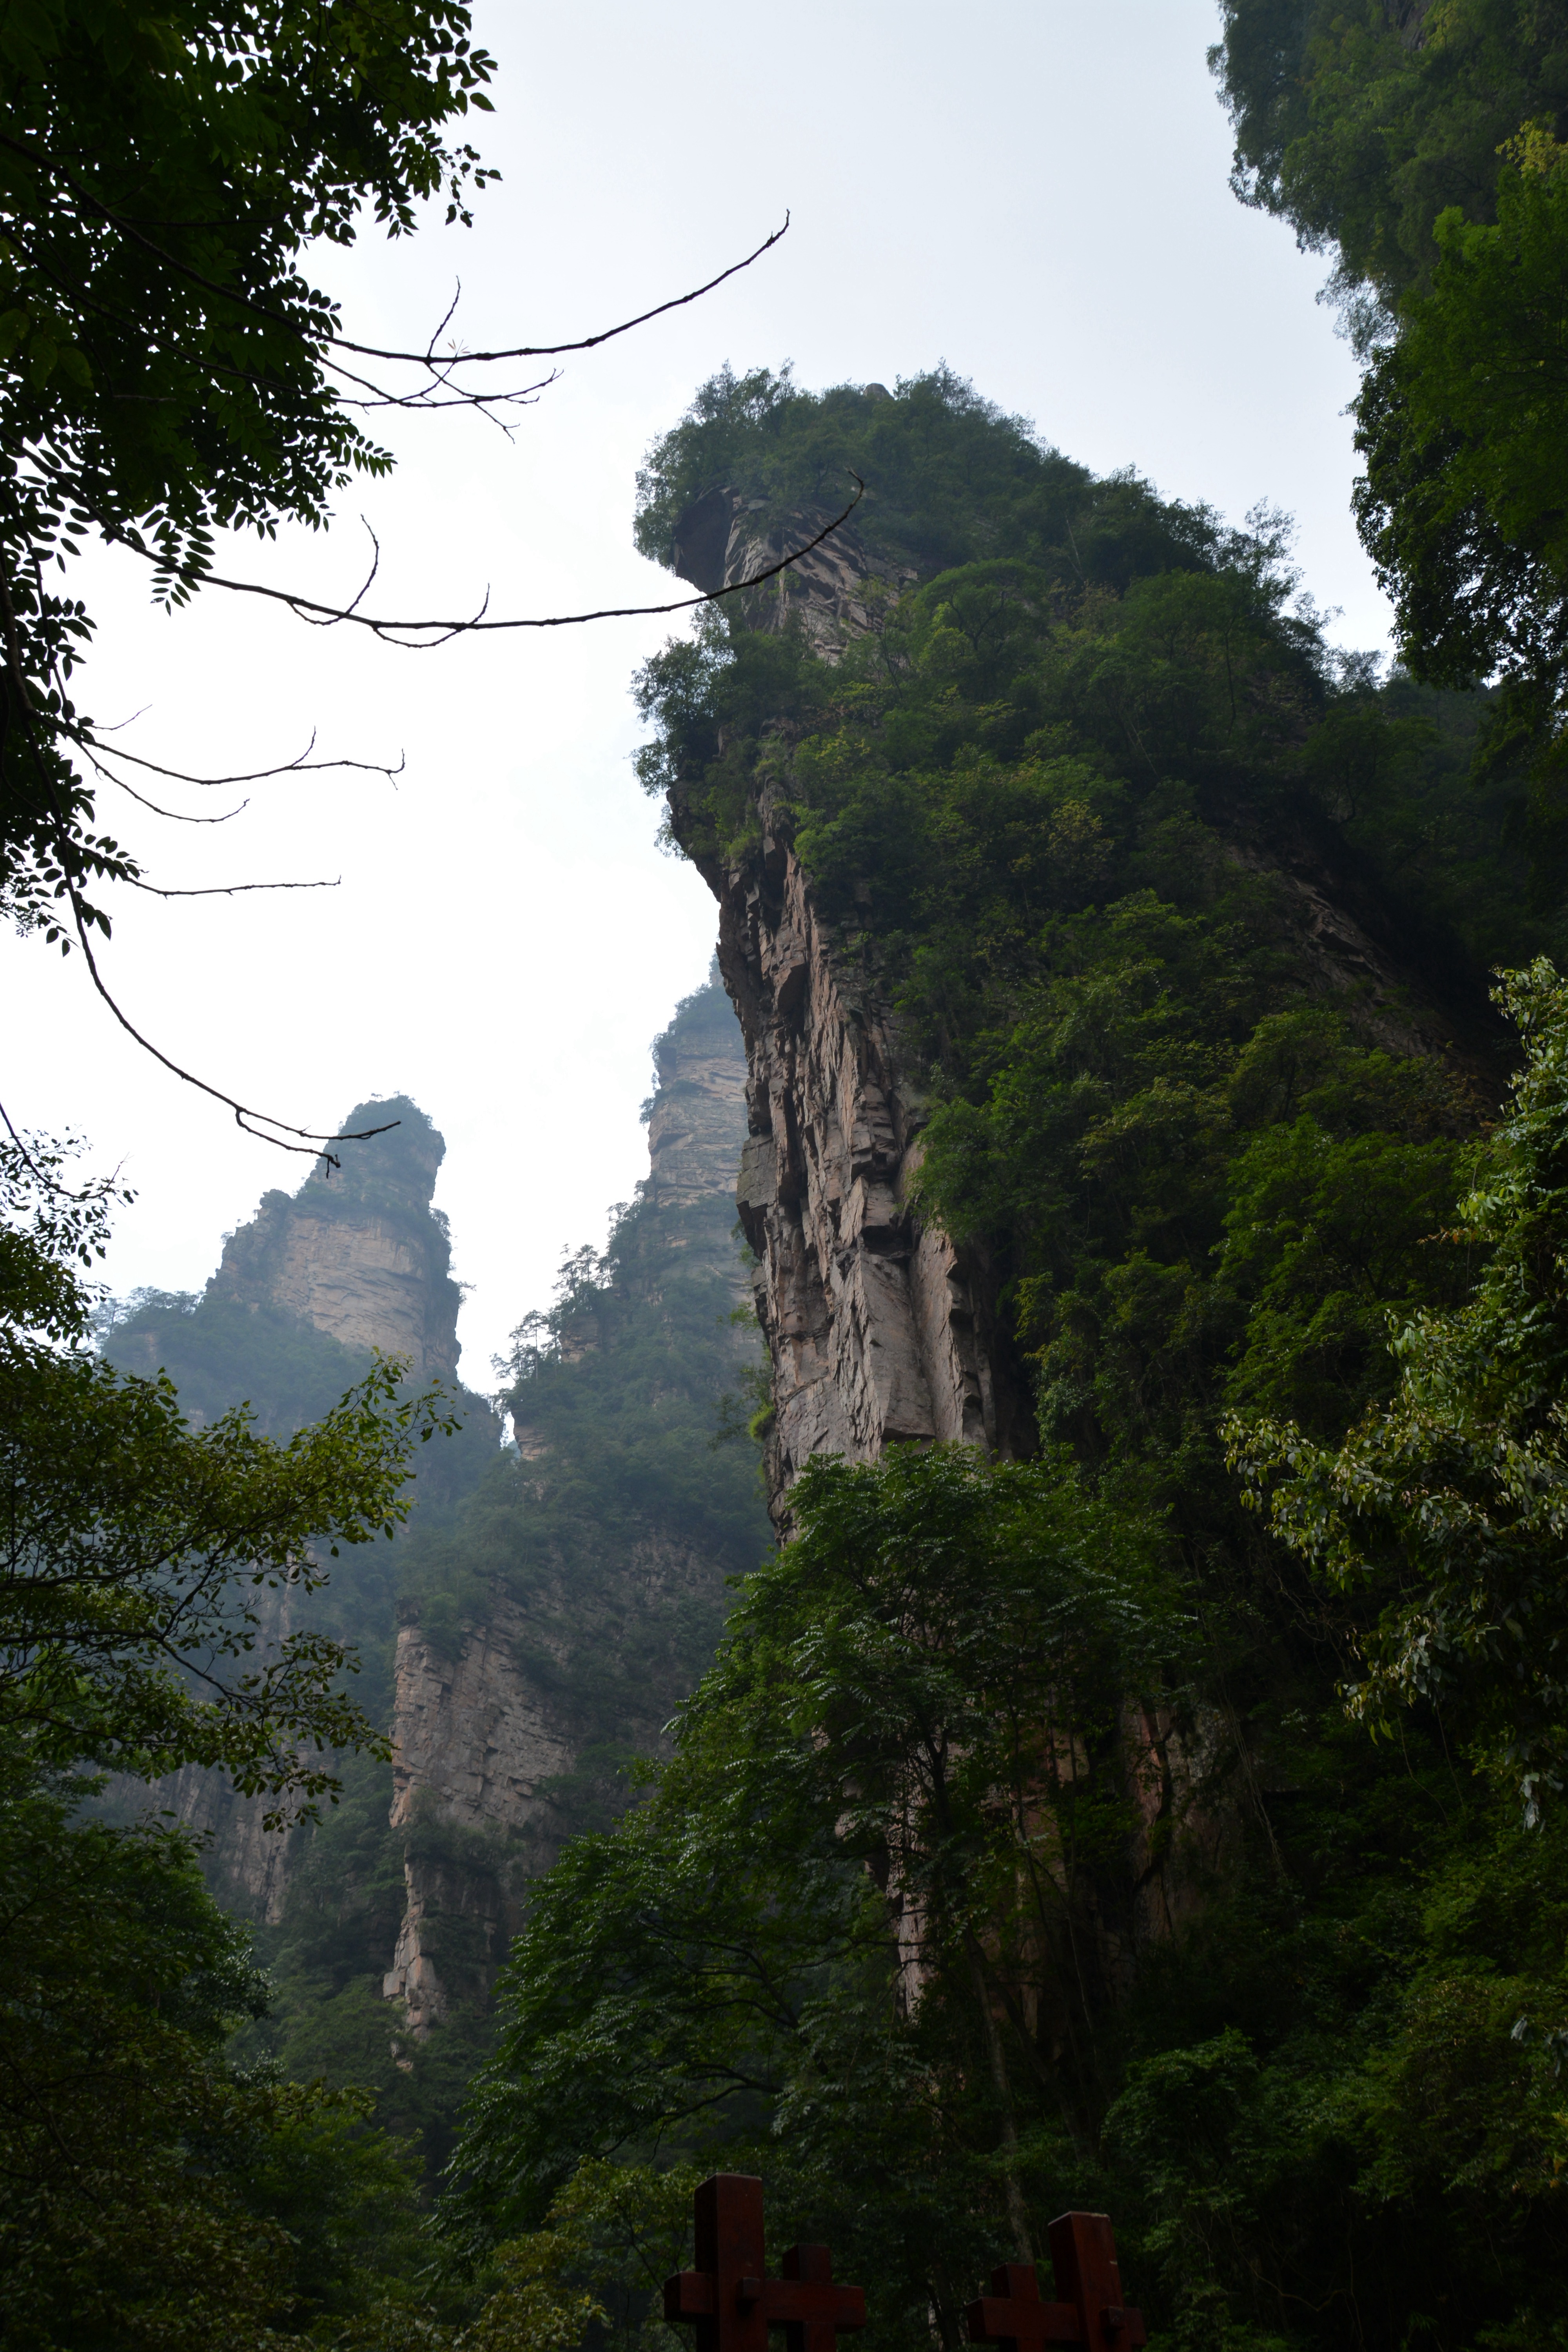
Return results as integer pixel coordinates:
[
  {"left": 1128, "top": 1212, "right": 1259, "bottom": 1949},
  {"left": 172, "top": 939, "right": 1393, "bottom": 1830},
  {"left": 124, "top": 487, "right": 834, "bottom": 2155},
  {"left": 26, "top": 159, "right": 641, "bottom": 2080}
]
[{"left": 2, "top": 0, "right": 1388, "bottom": 1386}]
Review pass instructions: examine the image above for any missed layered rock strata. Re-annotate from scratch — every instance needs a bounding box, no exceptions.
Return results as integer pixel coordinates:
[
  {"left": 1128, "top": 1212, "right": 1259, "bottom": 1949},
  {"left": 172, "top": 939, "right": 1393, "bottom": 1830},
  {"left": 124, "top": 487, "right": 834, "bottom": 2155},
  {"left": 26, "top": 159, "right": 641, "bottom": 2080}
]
[
  {"left": 667, "top": 486, "right": 1031, "bottom": 1511},
  {"left": 671, "top": 479, "right": 917, "bottom": 661}
]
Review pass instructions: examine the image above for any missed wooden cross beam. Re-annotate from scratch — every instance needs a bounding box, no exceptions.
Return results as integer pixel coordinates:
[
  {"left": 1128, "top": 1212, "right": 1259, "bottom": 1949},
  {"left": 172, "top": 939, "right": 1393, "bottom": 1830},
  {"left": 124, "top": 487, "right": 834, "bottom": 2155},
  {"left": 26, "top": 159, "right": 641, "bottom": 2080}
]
[
  {"left": 663, "top": 2175, "right": 867, "bottom": 2352},
  {"left": 965, "top": 2214, "right": 1146, "bottom": 2352}
]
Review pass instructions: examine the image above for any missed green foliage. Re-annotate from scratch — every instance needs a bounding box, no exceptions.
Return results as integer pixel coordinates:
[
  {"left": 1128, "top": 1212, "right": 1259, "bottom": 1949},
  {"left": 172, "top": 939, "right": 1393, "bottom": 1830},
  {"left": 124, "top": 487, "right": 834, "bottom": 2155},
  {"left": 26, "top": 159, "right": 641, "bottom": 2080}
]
[
  {"left": 392, "top": 981, "right": 771, "bottom": 1845},
  {"left": 546, "top": 358, "right": 1568, "bottom": 2348},
  {"left": 227, "top": 987, "right": 768, "bottom": 2216},
  {"left": 102, "top": 1286, "right": 375, "bottom": 1435},
  {"left": 230, "top": 1749, "right": 500, "bottom": 2193},
  {"left": 0, "top": 0, "right": 495, "bottom": 932},
  {"left": 1, "top": 1129, "right": 457, "bottom": 1816},
  {"left": 445, "top": 1450, "right": 1174, "bottom": 2318},
  {"left": 448, "top": 1441, "right": 1568, "bottom": 2350},
  {"left": 328, "top": 2161, "right": 713, "bottom": 2352},
  {"left": 1229, "top": 959, "right": 1568, "bottom": 1815},
  {"left": 0, "top": 1750, "right": 426, "bottom": 2348},
  {"left": 0, "top": 1134, "right": 479, "bottom": 2339},
  {"left": 635, "top": 363, "right": 1220, "bottom": 592},
  {"left": 1352, "top": 127, "right": 1568, "bottom": 890},
  {"left": 1210, "top": 0, "right": 1568, "bottom": 310},
  {"left": 1214, "top": 9, "right": 1568, "bottom": 892}
]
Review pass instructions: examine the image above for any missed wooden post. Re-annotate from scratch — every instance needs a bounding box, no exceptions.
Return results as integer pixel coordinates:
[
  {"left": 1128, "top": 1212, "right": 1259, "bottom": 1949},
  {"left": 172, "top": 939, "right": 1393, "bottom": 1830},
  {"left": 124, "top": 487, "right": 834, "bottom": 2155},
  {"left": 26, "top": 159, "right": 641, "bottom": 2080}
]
[
  {"left": 965, "top": 2214, "right": 1145, "bottom": 2352},
  {"left": 663, "top": 2175, "right": 867, "bottom": 2352}
]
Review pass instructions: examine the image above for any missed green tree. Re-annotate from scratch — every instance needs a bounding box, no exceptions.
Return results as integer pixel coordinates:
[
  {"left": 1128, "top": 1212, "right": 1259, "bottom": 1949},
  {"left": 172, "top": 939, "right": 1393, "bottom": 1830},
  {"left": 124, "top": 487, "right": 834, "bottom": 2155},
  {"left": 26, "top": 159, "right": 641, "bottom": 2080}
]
[
  {"left": 1352, "top": 126, "right": 1568, "bottom": 886},
  {"left": 0, "top": 1124, "right": 479, "bottom": 2342},
  {"left": 1212, "top": 8, "right": 1568, "bottom": 893},
  {"left": 1, "top": 1129, "right": 456, "bottom": 1817},
  {"left": 1210, "top": 0, "right": 1568, "bottom": 314},
  {"left": 446, "top": 1445, "right": 1180, "bottom": 2338},
  {"left": 0, "top": 0, "right": 497, "bottom": 941},
  {"left": 1228, "top": 959, "right": 1568, "bottom": 1817},
  {"left": 0, "top": 1766, "right": 426, "bottom": 2352}
]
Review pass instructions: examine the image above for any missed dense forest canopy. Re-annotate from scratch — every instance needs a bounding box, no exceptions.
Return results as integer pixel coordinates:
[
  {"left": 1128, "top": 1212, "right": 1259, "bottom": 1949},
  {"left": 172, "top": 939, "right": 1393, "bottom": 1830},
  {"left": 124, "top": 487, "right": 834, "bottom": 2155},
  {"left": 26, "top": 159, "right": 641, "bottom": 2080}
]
[
  {"left": 1214, "top": 3, "right": 1568, "bottom": 894},
  {"left": 1211, "top": 0, "right": 1568, "bottom": 308}
]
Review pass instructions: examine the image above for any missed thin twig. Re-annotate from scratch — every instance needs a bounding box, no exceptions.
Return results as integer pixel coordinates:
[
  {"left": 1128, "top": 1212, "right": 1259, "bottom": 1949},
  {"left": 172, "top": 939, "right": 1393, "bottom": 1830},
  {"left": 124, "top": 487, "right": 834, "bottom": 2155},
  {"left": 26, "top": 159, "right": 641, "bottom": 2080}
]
[
  {"left": 110, "top": 480, "right": 866, "bottom": 645},
  {"left": 71, "top": 726, "right": 405, "bottom": 789},
  {"left": 64, "top": 888, "right": 396, "bottom": 1164},
  {"left": 122, "top": 874, "right": 339, "bottom": 898},
  {"left": 0, "top": 133, "right": 787, "bottom": 388}
]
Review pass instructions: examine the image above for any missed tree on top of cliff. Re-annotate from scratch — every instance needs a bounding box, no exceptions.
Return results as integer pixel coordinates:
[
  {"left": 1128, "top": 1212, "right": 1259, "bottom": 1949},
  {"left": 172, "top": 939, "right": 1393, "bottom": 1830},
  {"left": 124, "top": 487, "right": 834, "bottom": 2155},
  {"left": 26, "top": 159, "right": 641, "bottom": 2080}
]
[{"left": 634, "top": 365, "right": 1223, "bottom": 591}]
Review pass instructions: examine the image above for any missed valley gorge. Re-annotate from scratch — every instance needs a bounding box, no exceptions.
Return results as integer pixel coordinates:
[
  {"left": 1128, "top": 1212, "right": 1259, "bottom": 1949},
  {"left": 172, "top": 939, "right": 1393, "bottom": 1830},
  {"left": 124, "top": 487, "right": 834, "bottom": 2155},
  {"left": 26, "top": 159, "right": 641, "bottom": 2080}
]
[{"left": 100, "top": 984, "right": 765, "bottom": 2101}]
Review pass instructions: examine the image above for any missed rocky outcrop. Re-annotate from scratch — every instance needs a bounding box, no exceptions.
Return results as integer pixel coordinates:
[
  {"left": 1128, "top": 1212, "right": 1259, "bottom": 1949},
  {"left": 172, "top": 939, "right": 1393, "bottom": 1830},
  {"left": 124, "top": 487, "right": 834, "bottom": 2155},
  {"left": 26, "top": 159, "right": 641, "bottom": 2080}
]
[
  {"left": 670, "top": 481, "right": 917, "bottom": 662},
  {"left": 388, "top": 1597, "right": 579, "bottom": 1847},
  {"left": 105, "top": 1098, "right": 470, "bottom": 1922},
  {"left": 646, "top": 1007, "right": 752, "bottom": 1210},
  {"left": 717, "top": 812, "right": 1031, "bottom": 1519},
  {"left": 210, "top": 1095, "right": 461, "bottom": 1381},
  {"left": 666, "top": 485, "right": 1030, "bottom": 1512}
]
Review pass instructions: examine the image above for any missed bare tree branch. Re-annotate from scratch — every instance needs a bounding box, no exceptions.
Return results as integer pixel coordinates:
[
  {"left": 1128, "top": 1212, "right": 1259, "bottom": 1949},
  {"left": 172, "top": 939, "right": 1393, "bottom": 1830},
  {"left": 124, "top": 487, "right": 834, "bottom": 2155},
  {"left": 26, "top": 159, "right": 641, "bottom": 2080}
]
[
  {"left": 110, "top": 479, "right": 866, "bottom": 646},
  {"left": 0, "top": 131, "right": 788, "bottom": 405},
  {"left": 64, "top": 888, "right": 397, "bottom": 1166},
  {"left": 122, "top": 873, "right": 339, "bottom": 899},
  {"left": 69, "top": 725, "right": 405, "bottom": 789}
]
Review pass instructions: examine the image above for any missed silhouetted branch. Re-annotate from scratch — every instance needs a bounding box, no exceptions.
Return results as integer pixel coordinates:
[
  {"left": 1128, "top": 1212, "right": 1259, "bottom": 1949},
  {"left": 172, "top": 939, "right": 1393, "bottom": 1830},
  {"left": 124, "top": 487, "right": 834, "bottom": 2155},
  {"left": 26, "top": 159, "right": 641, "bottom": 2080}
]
[
  {"left": 0, "top": 131, "right": 788, "bottom": 411},
  {"left": 94, "top": 764, "right": 250, "bottom": 824},
  {"left": 112, "top": 478, "right": 866, "bottom": 646},
  {"left": 333, "top": 218, "right": 789, "bottom": 366},
  {"left": 64, "top": 888, "right": 396, "bottom": 1167},
  {"left": 71, "top": 724, "right": 405, "bottom": 789},
  {"left": 123, "top": 873, "right": 339, "bottom": 898}
]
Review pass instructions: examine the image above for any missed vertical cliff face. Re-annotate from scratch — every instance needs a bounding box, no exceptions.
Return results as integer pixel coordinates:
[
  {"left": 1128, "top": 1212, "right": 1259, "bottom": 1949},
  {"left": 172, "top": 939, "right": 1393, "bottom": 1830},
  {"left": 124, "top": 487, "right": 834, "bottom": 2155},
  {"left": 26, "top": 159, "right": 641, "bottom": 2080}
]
[
  {"left": 671, "top": 479, "right": 918, "bottom": 660},
  {"left": 663, "top": 500, "right": 1487, "bottom": 1527},
  {"left": 719, "top": 810, "right": 1031, "bottom": 1515},
  {"left": 381, "top": 975, "right": 765, "bottom": 2034},
  {"left": 665, "top": 497, "right": 1028, "bottom": 1512},
  {"left": 656, "top": 481, "right": 1494, "bottom": 1997},
  {"left": 102, "top": 1099, "right": 472, "bottom": 1921},
  {"left": 207, "top": 1097, "right": 463, "bottom": 1383}
]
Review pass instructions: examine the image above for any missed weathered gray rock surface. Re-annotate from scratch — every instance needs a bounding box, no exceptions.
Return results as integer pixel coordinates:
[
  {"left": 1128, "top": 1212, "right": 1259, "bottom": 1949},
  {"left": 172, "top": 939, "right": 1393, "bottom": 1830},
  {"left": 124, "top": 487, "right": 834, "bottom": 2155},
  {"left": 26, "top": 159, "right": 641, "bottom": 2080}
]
[
  {"left": 210, "top": 1103, "right": 461, "bottom": 1381},
  {"left": 720, "top": 811, "right": 1028, "bottom": 1516},
  {"left": 105, "top": 1101, "right": 471, "bottom": 1922},
  {"left": 670, "top": 483, "right": 917, "bottom": 662}
]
